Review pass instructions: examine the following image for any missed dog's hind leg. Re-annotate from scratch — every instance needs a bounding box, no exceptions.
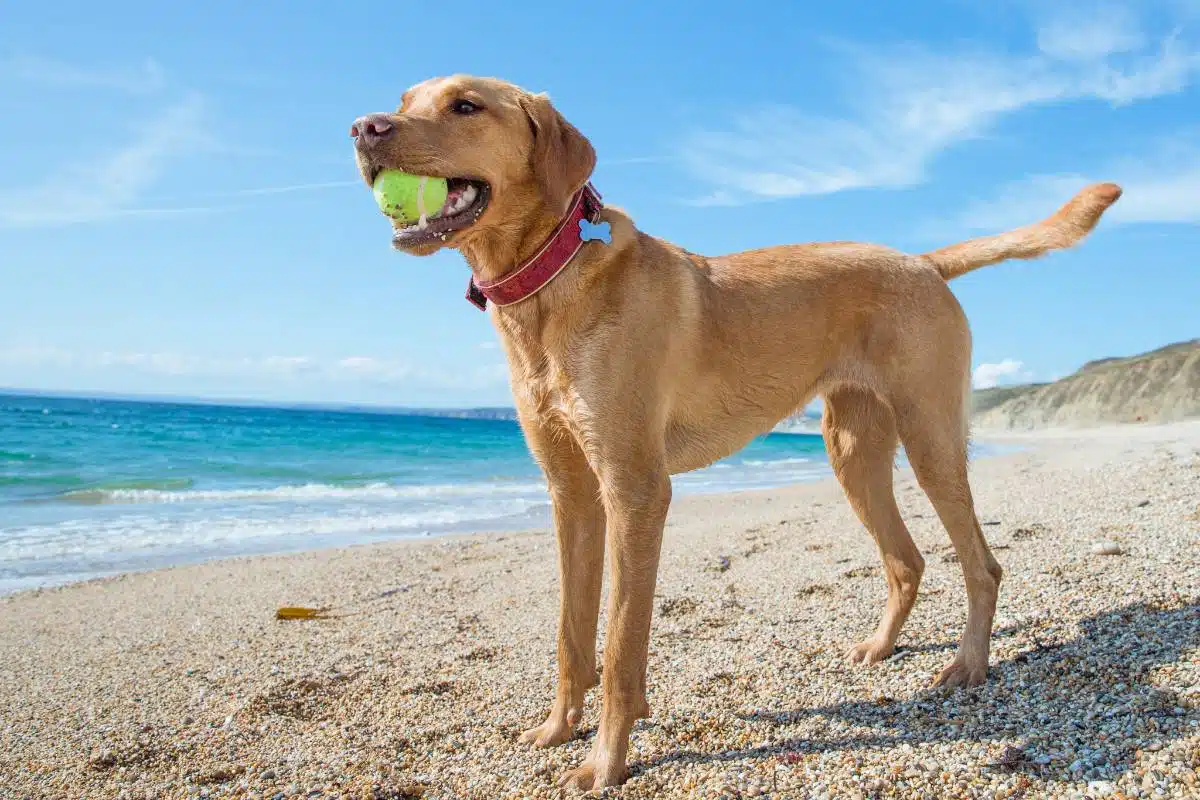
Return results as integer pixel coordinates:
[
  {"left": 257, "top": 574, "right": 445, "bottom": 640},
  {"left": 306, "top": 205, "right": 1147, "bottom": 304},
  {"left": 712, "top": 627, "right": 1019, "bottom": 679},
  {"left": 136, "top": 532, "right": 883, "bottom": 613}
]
[
  {"left": 894, "top": 384, "right": 1002, "bottom": 688},
  {"left": 823, "top": 386, "right": 925, "bottom": 665}
]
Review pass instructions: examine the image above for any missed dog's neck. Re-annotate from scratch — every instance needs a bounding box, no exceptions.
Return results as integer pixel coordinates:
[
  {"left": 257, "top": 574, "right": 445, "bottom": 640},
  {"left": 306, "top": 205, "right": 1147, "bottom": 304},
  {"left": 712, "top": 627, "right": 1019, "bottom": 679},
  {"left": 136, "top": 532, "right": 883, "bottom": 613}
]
[
  {"left": 459, "top": 200, "right": 568, "bottom": 285},
  {"left": 458, "top": 184, "right": 606, "bottom": 309}
]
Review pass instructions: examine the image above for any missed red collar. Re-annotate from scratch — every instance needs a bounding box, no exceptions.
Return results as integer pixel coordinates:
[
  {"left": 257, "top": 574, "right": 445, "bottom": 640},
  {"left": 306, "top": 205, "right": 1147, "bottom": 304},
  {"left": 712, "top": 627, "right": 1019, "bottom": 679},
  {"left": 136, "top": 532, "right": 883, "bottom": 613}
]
[{"left": 466, "top": 184, "right": 604, "bottom": 310}]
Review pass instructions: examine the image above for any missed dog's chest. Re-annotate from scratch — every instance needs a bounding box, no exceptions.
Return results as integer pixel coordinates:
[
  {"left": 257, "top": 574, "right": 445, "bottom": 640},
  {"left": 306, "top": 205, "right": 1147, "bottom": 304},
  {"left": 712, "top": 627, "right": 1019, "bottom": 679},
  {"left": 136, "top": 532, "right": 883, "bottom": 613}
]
[
  {"left": 525, "top": 361, "right": 583, "bottom": 425},
  {"left": 505, "top": 340, "right": 593, "bottom": 437}
]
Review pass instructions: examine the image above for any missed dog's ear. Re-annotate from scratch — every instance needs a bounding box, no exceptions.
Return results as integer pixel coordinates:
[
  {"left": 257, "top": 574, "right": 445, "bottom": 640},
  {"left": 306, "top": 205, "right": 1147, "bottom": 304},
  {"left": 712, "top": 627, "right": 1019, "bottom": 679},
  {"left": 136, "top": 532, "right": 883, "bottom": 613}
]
[{"left": 519, "top": 92, "right": 596, "bottom": 216}]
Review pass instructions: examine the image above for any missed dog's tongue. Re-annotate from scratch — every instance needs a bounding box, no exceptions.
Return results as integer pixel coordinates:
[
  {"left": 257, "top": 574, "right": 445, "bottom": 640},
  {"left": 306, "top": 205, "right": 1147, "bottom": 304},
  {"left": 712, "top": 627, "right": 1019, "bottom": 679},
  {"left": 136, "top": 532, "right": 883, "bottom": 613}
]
[{"left": 437, "top": 183, "right": 478, "bottom": 218}]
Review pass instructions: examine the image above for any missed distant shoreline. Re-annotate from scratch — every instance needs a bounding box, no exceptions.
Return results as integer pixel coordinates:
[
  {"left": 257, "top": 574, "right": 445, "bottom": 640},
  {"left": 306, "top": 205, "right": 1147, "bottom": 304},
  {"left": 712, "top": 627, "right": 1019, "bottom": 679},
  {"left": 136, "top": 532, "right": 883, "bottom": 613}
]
[
  {"left": 6, "top": 336, "right": 1195, "bottom": 431},
  {"left": 0, "top": 393, "right": 829, "bottom": 595},
  {"left": 0, "top": 387, "right": 522, "bottom": 420},
  {"left": 3, "top": 389, "right": 1181, "bottom": 598},
  {"left": 0, "top": 388, "right": 827, "bottom": 430}
]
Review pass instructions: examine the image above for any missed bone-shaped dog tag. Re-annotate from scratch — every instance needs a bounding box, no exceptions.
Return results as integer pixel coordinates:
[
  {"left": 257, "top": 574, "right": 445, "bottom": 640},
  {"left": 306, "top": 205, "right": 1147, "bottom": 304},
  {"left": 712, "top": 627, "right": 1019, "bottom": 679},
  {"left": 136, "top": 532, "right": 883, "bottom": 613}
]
[{"left": 579, "top": 219, "right": 612, "bottom": 244}]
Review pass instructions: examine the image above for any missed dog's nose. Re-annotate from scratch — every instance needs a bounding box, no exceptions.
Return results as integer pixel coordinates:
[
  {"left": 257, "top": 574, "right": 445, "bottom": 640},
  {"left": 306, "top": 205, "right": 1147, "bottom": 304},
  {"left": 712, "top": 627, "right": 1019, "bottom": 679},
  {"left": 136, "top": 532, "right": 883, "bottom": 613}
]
[{"left": 350, "top": 113, "right": 395, "bottom": 144}]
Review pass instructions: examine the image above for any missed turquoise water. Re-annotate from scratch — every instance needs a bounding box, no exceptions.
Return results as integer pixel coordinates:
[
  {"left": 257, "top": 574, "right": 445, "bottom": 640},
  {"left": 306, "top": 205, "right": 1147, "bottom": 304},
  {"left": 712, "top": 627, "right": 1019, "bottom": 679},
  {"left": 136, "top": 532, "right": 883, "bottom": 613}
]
[{"left": 0, "top": 393, "right": 830, "bottom": 593}]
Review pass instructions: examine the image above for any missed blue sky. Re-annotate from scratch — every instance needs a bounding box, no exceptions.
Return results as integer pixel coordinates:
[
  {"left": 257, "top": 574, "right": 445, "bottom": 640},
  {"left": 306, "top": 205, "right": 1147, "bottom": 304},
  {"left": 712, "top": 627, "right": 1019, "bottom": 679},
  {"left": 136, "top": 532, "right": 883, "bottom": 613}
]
[{"left": 1, "top": 0, "right": 1197, "bottom": 407}]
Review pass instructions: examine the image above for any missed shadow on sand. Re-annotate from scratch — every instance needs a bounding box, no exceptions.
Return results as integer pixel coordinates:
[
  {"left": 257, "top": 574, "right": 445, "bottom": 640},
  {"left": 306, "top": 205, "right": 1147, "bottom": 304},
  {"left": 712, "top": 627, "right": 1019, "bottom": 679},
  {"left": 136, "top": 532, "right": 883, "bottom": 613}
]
[{"left": 637, "top": 600, "right": 1198, "bottom": 785}]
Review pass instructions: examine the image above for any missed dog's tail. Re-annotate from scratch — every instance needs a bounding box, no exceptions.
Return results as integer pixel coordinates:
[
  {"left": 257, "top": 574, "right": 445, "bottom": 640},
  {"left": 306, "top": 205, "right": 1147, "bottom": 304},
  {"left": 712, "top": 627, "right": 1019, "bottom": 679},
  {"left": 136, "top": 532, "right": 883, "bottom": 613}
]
[{"left": 922, "top": 182, "right": 1122, "bottom": 281}]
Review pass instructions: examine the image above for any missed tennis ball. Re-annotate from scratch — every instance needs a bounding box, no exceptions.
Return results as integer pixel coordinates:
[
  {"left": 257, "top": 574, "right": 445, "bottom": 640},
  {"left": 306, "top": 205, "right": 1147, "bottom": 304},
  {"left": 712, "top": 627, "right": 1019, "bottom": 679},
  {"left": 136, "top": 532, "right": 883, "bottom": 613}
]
[{"left": 372, "top": 169, "right": 449, "bottom": 224}]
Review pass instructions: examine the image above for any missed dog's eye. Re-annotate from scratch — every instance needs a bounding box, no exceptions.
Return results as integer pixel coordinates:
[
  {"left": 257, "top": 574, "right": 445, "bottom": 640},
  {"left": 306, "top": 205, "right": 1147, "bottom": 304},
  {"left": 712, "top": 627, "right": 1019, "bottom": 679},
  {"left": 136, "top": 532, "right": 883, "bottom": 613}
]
[{"left": 452, "top": 99, "right": 482, "bottom": 115}]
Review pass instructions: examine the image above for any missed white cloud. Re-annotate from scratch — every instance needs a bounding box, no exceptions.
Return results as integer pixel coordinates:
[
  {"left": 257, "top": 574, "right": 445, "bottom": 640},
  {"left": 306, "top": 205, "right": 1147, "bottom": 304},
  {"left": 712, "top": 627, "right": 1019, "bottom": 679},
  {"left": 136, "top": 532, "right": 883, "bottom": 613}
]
[
  {"left": 332, "top": 356, "right": 508, "bottom": 391},
  {"left": 0, "top": 346, "right": 508, "bottom": 391},
  {"left": 682, "top": 5, "right": 1200, "bottom": 205},
  {"left": 973, "top": 359, "right": 1033, "bottom": 389},
  {"left": 335, "top": 356, "right": 414, "bottom": 383},
  {"left": 935, "top": 135, "right": 1200, "bottom": 234},
  {"left": 0, "top": 345, "right": 76, "bottom": 368},
  {"left": 0, "top": 96, "right": 213, "bottom": 228},
  {"left": 260, "top": 356, "right": 318, "bottom": 374},
  {"left": 0, "top": 54, "right": 166, "bottom": 94},
  {"left": 211, "top": 181, "right": 360, "bottom": 197},
  {"left": 1036, "top": 5, "right": 1146, "bottom": 61},
  {"left": 0, "top": 90, "right": 359, "bottom": 226},
  {"left": 597, "top": 156, "right": 670, "bottom": 166},
  {"left": 91, "top": 351, "right": 318, "bottom": 379},
  {"left": 143, "top": 181, "right": 362, "bottom": 201},
  {"left": 0, "top": 55, "right": 418, "bottom": 225},
  {"left": 1110, "top": 169, "right": 1200, "bottom": 223}
]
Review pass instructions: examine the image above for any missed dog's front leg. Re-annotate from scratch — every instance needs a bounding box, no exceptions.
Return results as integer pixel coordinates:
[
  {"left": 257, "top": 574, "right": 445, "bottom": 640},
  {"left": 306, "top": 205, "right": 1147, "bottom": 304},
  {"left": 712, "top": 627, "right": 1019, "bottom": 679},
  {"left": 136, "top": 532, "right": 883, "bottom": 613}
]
[
  {"left": 559, "top": 468, "right": 671, "bottom": 791},
  {"left": 519, "top": 434, "right": 606, "bottom": 748}
]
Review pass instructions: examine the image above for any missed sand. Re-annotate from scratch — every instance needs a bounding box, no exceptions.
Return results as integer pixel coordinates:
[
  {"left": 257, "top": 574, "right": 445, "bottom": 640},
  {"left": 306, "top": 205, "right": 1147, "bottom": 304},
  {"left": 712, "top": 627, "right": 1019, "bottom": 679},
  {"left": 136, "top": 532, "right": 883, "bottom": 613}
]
[{"left": 1, "top": 422, "right": 1197, "bottom": 800}]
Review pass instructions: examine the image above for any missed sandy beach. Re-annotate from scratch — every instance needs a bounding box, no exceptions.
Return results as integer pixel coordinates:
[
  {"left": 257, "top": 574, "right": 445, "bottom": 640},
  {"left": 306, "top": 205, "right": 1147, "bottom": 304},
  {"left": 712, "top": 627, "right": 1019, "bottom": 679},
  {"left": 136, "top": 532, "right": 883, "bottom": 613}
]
[{"left": 1, "top": 422, "right": 1196, "bottom": 799}]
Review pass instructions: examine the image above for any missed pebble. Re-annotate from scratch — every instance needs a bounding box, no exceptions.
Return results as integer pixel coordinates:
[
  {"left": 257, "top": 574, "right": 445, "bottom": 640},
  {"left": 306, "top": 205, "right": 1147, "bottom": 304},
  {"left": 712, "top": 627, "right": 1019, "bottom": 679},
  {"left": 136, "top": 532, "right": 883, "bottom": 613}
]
[{"left": 1090, "top": 541, "right": 1124, "bottom": 556}]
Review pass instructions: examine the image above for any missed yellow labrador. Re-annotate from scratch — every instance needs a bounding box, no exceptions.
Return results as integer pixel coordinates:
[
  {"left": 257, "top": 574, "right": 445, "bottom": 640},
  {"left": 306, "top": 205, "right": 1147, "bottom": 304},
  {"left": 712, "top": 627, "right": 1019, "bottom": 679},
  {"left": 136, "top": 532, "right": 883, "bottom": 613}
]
[{"left": 351, "top": 75, "right": 1120, "bottom": 790}]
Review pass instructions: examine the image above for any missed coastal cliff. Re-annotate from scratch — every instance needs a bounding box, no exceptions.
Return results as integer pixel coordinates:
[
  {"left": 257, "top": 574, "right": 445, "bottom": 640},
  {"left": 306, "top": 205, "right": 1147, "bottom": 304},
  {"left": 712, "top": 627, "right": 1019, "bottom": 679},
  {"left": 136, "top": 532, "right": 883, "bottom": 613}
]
[{"left": 971, "top": 340, "right": 1199, "bottom": 431}]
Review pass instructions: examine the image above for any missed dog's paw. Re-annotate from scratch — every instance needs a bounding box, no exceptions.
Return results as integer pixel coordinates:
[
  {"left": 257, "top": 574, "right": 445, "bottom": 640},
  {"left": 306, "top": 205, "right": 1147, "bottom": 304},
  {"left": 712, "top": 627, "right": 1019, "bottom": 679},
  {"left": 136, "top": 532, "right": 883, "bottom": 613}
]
[
  {"left": 519, "top": 720, "right": 572, "bottom": 748},
  {"left": 519, "top": 707, "right": 580, "bottom": 748},
  {"left": 932, "top": 657, "right": 987, "bottom": 688},
  {"left": 846, "top": 636, "right": 894, "bottom": 665},
  {"left": 557, "top": 755, "right": 627, "bottom": 791}
]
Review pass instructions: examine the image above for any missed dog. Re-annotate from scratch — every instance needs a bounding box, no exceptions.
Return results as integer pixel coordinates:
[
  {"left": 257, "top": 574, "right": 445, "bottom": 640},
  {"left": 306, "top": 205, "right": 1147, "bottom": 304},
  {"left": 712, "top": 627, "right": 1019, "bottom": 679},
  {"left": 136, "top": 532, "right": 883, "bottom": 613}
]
[{"left": 351, "top": 75, "right": 1120, "bottom": 790}]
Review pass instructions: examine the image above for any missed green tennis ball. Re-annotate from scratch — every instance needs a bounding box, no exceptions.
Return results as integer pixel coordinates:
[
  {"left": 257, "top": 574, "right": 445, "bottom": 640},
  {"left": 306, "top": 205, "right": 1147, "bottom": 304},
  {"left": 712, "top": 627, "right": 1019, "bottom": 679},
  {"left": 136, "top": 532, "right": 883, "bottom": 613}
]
[{"left": 372, "top": 169, "right": 449, "bottom": 224}]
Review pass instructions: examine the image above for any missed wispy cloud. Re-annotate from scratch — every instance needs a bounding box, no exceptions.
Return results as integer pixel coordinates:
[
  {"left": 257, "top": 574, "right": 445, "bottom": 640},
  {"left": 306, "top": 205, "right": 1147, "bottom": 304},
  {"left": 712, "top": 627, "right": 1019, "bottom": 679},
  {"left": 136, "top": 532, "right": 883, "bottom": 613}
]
[
  {"left": 200, "top": 181, "right": 361, "bottom": 197},
  {"left": 1034, "top": 5, "right": 1147, "bottom": 62},
  {"left": 0, "top": 345, "right": 76, "bottom": 369},
  {"left": 973, "top": 359, "right": 1033, "bottom": 389},
  {"left": 2, "top": 348, "right": 320, "bottom": 379},
  {"left": 334, "top": 356, "right": 412, "bottom": 383},
  {"left": 0, "top": 50, "right": 362, "bottom": 227},
  {"left": 0, "top": 346, "right": 509, "bottom": 390},
  {"left": 92, "top": 351, "right": 321, "bottom": 378},
  {"left": 681, "top": 5, "right": 1200, "bottom": 205},
  {"left": 162, "top": 161, "right": 666, "bottom": 202},
  {"left": 330, "top": 356, "right": 508, "bottom": 391},
  {"left": 0, "top": 96, "right": 213, "bottom": 228},
  {"left": 131, "top": 180, "right": 363, "bottom": 208},
  {"left": 934, "top": 134, "right": 1200, "bottom": 234},
  {"left": 127, "top": 160, "right": 663, "bottom": 209},
  {"left": 598, "top": 156, "right": 673, "bottom": 167},
  {"left": 0, "top": 54, "right": 166, "bottom": 94}
]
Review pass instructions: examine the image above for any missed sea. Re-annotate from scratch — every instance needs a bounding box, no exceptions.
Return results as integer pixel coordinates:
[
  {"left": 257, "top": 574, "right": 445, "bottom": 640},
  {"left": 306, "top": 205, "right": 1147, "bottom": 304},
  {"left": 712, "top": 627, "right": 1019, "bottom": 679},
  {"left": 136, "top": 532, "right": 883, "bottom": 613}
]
[{"left": 0, "top": 393, "right": 831, "bottom": 594}]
